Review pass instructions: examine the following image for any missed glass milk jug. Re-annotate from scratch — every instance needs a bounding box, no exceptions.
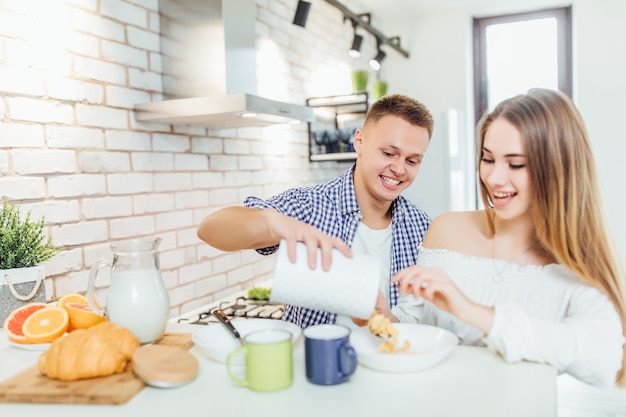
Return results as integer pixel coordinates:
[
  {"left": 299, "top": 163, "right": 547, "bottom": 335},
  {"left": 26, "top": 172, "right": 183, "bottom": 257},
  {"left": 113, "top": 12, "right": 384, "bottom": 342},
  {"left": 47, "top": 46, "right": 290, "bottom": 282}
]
[{"left": 87, "top": 237, "right": 170, "bottom": 344}]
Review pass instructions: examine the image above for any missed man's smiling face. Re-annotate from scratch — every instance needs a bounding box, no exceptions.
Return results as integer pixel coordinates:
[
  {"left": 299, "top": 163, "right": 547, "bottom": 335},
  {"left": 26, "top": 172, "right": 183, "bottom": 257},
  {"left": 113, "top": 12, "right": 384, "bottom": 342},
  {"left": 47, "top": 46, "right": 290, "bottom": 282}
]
[{"left": 353, "top": 114, "right": 430, "bottom": 206}]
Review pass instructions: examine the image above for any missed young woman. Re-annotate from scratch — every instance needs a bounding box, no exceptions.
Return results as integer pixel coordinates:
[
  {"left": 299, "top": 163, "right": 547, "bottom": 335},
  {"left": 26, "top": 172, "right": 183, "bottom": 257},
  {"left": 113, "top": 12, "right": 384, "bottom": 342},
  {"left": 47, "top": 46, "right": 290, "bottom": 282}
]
[{"left": 389, "top": 89, "right": 626, "bottom": 388}]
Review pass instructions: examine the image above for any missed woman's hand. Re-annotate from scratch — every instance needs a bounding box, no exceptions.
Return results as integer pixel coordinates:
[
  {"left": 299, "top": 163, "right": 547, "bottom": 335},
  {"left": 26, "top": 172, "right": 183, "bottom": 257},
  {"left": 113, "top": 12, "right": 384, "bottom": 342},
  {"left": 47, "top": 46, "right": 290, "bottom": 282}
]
[{"left": 391, "top": 266, "right": 494, "bottom": 335}]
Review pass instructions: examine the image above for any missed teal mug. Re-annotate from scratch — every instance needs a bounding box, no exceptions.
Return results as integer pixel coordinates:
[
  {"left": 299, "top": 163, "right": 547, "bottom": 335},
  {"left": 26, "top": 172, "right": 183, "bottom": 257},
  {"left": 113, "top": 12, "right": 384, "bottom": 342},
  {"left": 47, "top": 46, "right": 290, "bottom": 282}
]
[{"left": 226, "top": 329, "right": 293, "bottom": 392}]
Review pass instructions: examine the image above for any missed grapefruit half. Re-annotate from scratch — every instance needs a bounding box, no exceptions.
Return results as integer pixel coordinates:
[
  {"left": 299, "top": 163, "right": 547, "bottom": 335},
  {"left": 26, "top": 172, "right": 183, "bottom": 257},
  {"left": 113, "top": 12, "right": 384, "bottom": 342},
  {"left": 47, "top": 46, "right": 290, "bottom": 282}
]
[{"left": 3, "top": 302, "right": 49, "bottom": 344}]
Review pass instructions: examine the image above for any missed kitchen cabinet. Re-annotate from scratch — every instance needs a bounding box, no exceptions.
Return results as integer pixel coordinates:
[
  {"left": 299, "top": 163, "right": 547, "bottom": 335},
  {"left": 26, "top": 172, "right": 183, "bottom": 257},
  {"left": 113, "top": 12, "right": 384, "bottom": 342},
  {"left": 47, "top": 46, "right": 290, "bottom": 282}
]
[{"left": 307, "top": 93, "right": 368, "bottom": 162}]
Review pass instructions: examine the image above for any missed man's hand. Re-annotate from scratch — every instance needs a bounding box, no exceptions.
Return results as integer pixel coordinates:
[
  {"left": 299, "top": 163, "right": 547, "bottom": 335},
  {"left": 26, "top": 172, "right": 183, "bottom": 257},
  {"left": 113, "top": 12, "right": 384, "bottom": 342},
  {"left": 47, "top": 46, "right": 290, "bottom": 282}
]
[
  {"left": 265, "top": 209, "right": 351, "bottom": 271},
  {"left": 351, "top": 291, "right": 396, "bottom": 326}
]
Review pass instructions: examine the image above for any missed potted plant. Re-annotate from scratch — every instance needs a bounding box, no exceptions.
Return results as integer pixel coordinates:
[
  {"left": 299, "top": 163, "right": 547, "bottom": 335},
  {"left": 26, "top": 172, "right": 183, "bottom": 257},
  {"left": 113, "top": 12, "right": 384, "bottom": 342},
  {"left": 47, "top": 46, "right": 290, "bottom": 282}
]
[
  {"left": 1, "top": 201, "right": 60, "bottom": 324},
  {"left": 371, "top": 79, "right": 388, "bottom": 100},
  {"left": 351, "top": 69, "right": 369, "bottom": 92}
]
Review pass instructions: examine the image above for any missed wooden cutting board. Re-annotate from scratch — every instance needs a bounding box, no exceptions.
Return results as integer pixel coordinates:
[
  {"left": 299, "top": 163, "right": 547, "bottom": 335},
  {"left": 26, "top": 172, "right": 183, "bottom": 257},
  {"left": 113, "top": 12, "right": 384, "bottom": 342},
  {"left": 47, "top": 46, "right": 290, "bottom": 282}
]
[{"left": 0, "top": 332, "right": 194, "bottom": 405}]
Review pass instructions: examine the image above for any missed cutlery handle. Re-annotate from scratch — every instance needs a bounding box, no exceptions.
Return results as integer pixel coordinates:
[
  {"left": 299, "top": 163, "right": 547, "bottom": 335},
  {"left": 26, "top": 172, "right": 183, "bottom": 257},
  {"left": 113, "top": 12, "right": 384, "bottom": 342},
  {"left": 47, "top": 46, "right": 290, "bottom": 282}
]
[{"left": 213, "top": 309, "right": 244, "bottom": 345}]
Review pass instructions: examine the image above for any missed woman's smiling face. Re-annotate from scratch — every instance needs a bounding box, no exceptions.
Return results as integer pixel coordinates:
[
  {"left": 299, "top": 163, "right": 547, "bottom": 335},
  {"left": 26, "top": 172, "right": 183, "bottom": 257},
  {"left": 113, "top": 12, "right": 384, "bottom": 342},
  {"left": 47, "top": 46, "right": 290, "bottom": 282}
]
[{"left": 479, "top": 117, "right": 532, "bottom": 221}]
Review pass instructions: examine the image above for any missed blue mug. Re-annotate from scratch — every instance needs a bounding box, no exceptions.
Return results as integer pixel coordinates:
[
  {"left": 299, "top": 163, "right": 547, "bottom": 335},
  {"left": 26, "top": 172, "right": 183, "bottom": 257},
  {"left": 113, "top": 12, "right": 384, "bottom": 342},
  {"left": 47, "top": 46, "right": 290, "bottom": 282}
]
[{"left": 303, "top": 324, "right": 357, "bottom": 385}]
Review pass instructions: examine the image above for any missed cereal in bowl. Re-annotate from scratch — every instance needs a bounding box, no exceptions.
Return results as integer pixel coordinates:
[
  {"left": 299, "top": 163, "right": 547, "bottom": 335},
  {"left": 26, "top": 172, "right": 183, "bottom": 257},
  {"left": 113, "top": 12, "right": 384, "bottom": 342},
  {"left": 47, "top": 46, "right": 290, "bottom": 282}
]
[{"left": 367, "top": 313, "right": 414, "bottom": 354}]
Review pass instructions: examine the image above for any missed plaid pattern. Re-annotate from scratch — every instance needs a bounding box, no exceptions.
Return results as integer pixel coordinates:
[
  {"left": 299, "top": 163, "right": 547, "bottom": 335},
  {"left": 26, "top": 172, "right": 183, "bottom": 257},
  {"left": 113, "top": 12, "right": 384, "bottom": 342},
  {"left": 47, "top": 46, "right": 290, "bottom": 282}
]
[{"left": 244, "top": 164, "right": 430, "bottom": 328}]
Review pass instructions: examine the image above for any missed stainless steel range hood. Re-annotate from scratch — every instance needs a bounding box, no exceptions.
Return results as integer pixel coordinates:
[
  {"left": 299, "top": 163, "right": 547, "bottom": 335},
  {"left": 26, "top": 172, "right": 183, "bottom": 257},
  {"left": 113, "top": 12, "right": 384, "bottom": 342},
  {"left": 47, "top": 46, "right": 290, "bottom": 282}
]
[
  {"left": 135, "top": 94, "right": 313, "bottom": 128},
  {"left": 134, "top": 0, "right": 313, "bottom": 128}
]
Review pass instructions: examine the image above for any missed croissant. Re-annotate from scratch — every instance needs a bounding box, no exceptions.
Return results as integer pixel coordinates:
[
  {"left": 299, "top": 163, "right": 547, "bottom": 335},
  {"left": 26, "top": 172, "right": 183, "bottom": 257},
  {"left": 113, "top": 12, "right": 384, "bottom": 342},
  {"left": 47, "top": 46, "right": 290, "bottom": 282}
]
[{"left": 38, "top": 322, "right": 140, "bottom": 381}]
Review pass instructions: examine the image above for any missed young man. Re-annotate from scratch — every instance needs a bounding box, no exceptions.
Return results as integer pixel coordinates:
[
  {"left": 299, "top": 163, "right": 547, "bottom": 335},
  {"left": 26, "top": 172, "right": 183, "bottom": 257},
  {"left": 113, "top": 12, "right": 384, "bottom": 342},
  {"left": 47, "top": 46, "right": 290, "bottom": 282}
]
[{"left": 197, "top": 94, "right": 434, "bottom": 328}]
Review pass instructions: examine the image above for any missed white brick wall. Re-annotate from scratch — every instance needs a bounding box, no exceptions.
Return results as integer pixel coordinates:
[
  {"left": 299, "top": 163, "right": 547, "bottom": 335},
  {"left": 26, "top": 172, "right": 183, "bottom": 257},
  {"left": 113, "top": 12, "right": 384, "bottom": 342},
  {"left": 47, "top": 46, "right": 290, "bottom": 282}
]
[
  {"left": 74, "top": 57, "right": 127, "bottom": 85},
  {"left": 76, "top": 104, "right": 129, "bottom": 129},
  {"left": 109, "top": 215, "right": 155, "bottom": 238},
  {"left": 0, "top": 177, "right": 46, "bottom": 199},
  {"left": 0, "top": 68, "right": 45, "bottom": 96},
  {"left": 47, "top": 126, "right": 105, "bottom": 149},
  {"left": 0, "top": 152, "right": 8, "bottom": 176},
  {"left": 154, "top": 172, "right": 192, "bottom": 191},
  {"left": 9, "top": 97, "right": 73, "bottom": 124},
  {"left": 83, "top": 196, "right": 133, "bottom": 219},
  {"left": 52, "top": 221, "right": 109, "bottom": 246},
  {"left": 71, "top": 8, "right": 126, "bottom": 43},
  {"left": 12, "top": 150, "right": 76, "bottom": 175},
  {"left": 48, "top": 174, "right": 107, "bottom": 198},
  {"left": 79, "top": 151, "right": 131, "bottom": 172},
  {"left": 1, "top": 123, "right": 45, "bottom": 147},
  {"left": 25, "top": 200, "right": 82, "bottom": 224},
  {"left": 102, "top": 40, "right": 149, "bottom": 69},
  {"left": 108, "top": 173, "right": 153, "bottom": 194},
  {"left": 133, "top": 193, "right": 175, "bottom": 214},
  {"left": 106, "top": 85, "right": 152, "bottom": 109},
  {"left": 153, "top": 133, "right": 190, "bottom": 152},
  {"left": 0, "top": 0, "right": 357, "bottom": 317},
  {"left": 174, "top": 154, "right": 208, "bottom": 171},
  {"left": 175, "top": 190, "right": 209, "bottom": 209},
  {"left": 132, "top": 152, "right": 174, "bottom": 171},
  {"left": 106, "top": 130, "right": 152, "bottom": 151},
  {"left": 129, "top": 68, "right": 163, "bottom": 91}
]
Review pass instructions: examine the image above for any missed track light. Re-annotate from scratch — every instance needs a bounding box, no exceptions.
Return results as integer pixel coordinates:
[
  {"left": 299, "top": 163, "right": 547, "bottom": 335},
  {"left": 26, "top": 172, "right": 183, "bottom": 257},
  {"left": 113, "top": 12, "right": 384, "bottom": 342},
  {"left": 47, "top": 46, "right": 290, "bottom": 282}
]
[
  {"left": 369, "top": 38, "right": 386, "bottom": 71},
  {"left": 348, "top": 34, "right": 363, "bottom": 57},
  {"left": 347, "top": 18, "right": 363, "bottom": 58},
  {"left": 327, "top": 0, "right": 409, "bottom": 58},
  {"left": 292, "top": 0, "right": 311, "bottom": 27},
  {"left": 369, "top": 50, "right": 386, "bottom": 70}
]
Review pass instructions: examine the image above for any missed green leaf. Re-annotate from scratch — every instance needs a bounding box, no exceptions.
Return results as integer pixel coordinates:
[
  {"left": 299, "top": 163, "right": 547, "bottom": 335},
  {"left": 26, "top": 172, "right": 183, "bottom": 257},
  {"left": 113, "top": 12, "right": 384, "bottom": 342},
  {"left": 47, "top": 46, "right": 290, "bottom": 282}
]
[{"left": 0, "top": 201, "right": 61, "bottom": 269}]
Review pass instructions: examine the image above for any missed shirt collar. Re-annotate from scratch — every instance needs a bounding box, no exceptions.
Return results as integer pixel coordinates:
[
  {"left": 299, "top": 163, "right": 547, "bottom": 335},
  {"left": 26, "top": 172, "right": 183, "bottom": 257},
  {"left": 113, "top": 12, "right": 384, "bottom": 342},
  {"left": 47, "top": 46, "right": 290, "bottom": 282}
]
[
  {"left": 339, "top": 164, "right": 360, "bottom": 216},
  {"left": 337, "top": 164, "right": 408, "bottom": 221}
]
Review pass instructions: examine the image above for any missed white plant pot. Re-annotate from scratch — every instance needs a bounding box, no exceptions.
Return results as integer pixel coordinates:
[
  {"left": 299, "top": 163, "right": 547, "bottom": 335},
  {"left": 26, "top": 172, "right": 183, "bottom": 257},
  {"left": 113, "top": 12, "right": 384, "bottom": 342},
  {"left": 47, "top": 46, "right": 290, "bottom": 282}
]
[{"left": 0, "top": 265, "right": 46, "bottom": 326}]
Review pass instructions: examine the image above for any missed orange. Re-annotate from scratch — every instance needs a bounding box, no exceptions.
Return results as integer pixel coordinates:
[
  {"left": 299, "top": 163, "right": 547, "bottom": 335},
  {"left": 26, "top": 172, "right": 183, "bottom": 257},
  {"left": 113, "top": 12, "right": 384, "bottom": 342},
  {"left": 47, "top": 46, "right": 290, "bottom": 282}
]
[
  {"left": 65, "top": 302, "right": 106, "bottom": 330},
  {"left": 3, "top": 303, "right": 49, "bottom": 344},
  {"left": 56, "top": 292, "right": 88, "bottom": 310},
  {"left": 57, "top": 293, "right": 89, "bottom": 332},
  {"left": 22, "top": 307, "right": 69, "bottom": 344}
]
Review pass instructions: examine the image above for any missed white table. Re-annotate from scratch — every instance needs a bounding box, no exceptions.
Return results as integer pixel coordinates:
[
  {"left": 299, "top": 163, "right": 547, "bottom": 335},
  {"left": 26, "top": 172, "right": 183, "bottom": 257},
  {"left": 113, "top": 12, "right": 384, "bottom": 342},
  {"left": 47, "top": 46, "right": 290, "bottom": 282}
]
[{"left": 0, "top": 323, "right": 557, "bottom": 417}]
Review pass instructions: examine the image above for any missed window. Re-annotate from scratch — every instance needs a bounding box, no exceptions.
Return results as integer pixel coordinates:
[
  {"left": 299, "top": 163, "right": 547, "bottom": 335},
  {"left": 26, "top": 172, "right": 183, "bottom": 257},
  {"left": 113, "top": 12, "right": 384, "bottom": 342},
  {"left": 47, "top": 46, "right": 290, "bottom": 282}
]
[{"left": 473, "top": 7, "right": 572, "bottom": 123}]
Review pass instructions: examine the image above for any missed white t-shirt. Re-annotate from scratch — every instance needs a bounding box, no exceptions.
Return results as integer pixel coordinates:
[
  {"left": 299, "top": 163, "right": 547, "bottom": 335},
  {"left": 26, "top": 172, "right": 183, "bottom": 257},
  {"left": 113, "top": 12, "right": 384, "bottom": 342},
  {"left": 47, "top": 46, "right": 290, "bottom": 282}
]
[{"left": 335, "top": 222, "right": 392, "bottom": 329}]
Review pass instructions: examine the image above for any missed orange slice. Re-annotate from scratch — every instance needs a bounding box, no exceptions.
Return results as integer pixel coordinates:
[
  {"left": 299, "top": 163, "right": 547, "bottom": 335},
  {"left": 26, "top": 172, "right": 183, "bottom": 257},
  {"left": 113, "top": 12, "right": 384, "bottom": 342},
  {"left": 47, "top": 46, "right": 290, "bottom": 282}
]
[
  {"left": 56, "top": 292, "right": 88, "bottom": 309},
  {"left": 22, "top": 307, "right": 69, "bottom": 344},
  {"left": 65, "top": 302, "right": 106, "bottom": 330},
  {"left": 57, "top": 293, "right": 89, "bottom": 331},
  {"left": 3, "top": 303, "right": 49, "bottom": 344}
]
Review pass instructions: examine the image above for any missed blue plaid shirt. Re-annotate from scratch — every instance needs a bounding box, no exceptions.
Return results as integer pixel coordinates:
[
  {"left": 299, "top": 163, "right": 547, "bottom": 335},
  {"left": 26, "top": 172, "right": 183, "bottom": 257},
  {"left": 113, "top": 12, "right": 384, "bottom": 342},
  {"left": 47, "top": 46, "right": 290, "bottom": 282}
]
[{"left": 244, "top": 165, "right": 431, "bottom": 328}]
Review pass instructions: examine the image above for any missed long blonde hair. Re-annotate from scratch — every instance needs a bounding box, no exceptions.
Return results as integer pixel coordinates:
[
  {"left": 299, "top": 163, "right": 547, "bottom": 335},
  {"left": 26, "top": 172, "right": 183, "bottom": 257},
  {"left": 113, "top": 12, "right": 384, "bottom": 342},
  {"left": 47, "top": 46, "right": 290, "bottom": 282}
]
[{"left": 476, "top": 88, "right": 626, "bottom": 386}]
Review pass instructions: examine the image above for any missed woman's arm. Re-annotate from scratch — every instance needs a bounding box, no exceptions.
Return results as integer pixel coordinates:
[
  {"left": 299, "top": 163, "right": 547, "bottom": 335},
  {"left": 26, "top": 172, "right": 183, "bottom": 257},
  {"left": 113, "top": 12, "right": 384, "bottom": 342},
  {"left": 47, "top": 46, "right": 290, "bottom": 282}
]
[{"left": 484, "top": 284, "right": 624, "bottom": 387}]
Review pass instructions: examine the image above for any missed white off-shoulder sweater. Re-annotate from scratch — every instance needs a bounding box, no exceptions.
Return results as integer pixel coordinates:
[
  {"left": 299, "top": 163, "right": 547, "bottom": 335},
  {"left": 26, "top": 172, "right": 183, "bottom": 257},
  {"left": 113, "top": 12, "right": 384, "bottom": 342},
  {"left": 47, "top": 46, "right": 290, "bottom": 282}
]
[{"left": 391, "top": 247, "right": 625, "bottom": 388}]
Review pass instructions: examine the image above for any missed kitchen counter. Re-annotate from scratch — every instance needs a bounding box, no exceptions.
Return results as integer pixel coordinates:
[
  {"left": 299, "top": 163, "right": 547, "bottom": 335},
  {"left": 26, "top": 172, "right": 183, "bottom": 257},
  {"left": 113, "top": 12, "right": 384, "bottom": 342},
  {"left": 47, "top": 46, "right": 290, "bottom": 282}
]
[{"left": 0, "top": 323, "right": 557, "bottom": 417}]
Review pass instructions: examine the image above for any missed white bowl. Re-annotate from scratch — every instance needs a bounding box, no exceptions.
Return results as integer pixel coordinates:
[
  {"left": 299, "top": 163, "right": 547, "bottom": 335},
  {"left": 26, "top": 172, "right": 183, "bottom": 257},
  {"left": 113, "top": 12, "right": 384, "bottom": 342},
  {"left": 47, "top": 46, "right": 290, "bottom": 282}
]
[
  {"left": 191, "top": 319, "right": 301, "bottom": 364},
  {"left": 351, "top": 323, "right": 458, "bottom": 373}
]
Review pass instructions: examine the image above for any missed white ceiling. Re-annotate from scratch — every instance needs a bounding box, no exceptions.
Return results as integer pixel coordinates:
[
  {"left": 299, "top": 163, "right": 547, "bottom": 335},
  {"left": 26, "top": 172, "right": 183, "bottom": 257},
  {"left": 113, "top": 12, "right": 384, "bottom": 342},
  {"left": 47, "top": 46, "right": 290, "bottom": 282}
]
[{"left": 354, "top": 0, "right": 569, "bottom": 19}]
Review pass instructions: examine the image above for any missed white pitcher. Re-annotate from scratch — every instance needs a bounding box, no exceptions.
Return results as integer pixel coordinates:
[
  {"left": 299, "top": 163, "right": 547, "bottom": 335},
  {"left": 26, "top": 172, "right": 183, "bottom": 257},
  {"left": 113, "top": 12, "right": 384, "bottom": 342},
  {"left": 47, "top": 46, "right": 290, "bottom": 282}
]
[{"left": 87, "top": 237, "right": 170, "bottom": 344}]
